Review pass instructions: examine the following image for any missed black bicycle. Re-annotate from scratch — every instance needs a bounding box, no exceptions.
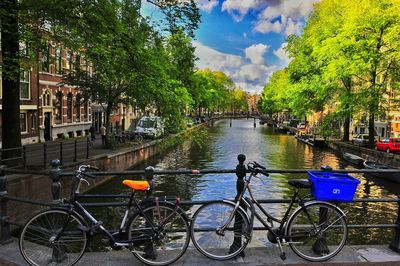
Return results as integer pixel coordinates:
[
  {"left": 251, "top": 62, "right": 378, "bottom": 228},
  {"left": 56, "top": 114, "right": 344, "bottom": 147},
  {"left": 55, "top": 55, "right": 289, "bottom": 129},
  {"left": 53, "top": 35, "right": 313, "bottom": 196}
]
[
  {"left": 19, "top": 165, "right": 190, "bottom": 266},
  {"left": 190, "top": 161, "right": 348, "bottom": 262}
]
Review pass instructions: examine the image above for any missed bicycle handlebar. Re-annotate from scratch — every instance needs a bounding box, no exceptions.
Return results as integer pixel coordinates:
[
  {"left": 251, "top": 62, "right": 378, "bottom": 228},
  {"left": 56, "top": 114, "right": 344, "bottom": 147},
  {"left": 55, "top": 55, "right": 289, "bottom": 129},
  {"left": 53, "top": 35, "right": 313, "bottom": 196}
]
[
  {"left": 76, "top": 165, "right": 99, "bottom": 179},
  {"left": 248, "top": 162, "right": 269, "bottom": 176}
]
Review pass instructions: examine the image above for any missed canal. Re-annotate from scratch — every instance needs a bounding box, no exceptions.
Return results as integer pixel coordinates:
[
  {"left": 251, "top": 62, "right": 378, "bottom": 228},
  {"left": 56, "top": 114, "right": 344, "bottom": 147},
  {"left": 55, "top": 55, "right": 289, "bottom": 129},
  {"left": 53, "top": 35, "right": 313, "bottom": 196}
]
[{"left": 88, "top": 118, "right": 400, "bottom": 247}]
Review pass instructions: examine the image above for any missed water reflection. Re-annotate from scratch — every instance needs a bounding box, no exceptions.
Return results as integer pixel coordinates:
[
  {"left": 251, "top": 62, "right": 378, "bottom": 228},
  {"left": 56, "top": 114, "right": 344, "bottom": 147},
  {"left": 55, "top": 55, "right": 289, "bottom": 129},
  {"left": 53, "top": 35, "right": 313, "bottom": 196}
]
[{"left": 89, "top": 119, "right": 399, "bottom": 245}]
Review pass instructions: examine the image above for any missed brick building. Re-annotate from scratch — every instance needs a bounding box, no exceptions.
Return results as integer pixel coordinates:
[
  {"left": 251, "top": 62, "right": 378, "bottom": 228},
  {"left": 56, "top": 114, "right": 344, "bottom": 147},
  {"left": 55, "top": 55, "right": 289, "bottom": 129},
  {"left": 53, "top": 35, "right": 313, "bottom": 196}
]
[
  {"left": 0, "top": 69, "right": 40, "bottom": 147},
  {"left": 0, "top": 45, "right": 92, "bottom": 147},
  {"left": 38, "top": 45, "right": 92, "bottom": 141}
]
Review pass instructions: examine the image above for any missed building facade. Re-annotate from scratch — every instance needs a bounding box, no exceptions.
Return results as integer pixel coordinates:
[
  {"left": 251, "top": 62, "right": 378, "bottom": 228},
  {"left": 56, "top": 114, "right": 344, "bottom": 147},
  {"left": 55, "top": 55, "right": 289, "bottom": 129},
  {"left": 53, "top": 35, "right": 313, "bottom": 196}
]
[
  {"left": 38, "top": 45, "right": 92, "bottom": 141},
  {"left": 0, "top": 45, "right": 92, "bottom": 147},
  {"left": 0, "top": 69, "right": 40, "bottom": 147}
]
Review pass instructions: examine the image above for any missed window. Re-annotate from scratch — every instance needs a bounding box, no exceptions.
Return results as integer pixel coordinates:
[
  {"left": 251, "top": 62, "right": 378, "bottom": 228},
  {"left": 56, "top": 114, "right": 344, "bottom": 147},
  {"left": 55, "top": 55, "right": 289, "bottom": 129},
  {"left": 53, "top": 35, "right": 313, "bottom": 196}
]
[
  {"left": 20, "top": 113, "right": 27, "bottom": 133},
  {"left": 75, "top": 54, "right": 81, "bottom": 70},
  {"left": 31, "top": 114, "right": 36, "bottom": 130},
  {"left": 43, "top": 90, "right": 51, "bottom": 106},
  {"left": 67, "top": 93, "right": 73, "bottom": 121},
  {"left": 42, "top": 45, "right": 50, "bottom": 72},
  {"left": 54, "top": 91, "right": 63, "bottom": 124},
  {"left": 65, "top": 52, "right": 71, "bottom": 71},
  {"left": 84, "top": 97, "right": 89, "bottom": 121},
  {"left": 76, "top": 94, "right": 81, "bottom": 122},
  {"left": 55, "top": 47, "right": 62, "bottom": 74},
  {"left": 20, "top": 70, "right": 30, "bottom": 99}
]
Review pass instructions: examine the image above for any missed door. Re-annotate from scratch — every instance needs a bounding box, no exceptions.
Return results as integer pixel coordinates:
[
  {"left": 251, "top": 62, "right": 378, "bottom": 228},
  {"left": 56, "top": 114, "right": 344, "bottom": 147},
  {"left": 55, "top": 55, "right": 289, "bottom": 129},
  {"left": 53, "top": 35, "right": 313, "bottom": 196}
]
[{"left": 44, "top": 112, "right": 51, "bottom": 141}]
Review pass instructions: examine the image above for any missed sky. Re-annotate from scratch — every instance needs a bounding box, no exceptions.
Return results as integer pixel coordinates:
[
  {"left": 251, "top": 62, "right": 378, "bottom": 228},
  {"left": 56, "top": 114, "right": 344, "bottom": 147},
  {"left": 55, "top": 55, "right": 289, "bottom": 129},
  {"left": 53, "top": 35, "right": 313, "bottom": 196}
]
[{"left": 144, "top": 0, "right": 320, "bottom": 94}]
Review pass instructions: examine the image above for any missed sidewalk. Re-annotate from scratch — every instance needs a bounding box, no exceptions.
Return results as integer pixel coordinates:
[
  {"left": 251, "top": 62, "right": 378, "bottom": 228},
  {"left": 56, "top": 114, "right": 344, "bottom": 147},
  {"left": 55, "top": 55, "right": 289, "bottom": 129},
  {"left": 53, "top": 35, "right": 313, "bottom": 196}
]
[{"left": 1, "top": 238, "right": 400, "bottom": 266}]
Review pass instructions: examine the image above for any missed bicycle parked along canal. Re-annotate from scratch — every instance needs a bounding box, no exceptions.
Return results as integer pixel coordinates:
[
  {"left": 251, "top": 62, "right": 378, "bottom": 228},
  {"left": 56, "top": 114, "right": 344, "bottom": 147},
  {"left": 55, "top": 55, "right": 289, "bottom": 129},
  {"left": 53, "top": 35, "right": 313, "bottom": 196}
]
[
  {"left": 191, "top": 161, "right": 360, "bottom": 262},
  {"left": 19, "top": 165, "right": 190, "bottom": 266}
]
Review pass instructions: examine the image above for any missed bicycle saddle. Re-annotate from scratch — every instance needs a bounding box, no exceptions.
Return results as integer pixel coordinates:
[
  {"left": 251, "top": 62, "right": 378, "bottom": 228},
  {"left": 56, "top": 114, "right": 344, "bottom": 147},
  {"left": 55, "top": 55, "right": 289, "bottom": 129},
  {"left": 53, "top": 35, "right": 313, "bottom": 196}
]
[
  {"left": 288, "top": 179, "right": 312, "bottom": 189},
  {"left": 122, "top": 180, "right": 150, "bottom": 191}
]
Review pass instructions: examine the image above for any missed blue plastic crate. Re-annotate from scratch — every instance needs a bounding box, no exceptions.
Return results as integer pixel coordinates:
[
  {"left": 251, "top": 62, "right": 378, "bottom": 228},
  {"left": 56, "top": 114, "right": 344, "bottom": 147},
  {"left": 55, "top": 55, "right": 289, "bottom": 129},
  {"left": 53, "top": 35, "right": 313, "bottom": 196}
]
[{"left": 307, "top": 171, "right": 360, "bottom": 202}]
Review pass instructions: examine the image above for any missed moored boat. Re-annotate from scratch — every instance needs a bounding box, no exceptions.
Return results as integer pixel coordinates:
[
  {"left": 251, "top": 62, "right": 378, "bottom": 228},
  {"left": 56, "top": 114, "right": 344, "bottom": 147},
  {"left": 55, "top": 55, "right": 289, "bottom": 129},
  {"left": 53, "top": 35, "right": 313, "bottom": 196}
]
[
  {"left": 363, "top": 161, "right": 400, "bottom": 183},
  {"left": 343, "top": 152, "right": 365, "bottom": 166}
]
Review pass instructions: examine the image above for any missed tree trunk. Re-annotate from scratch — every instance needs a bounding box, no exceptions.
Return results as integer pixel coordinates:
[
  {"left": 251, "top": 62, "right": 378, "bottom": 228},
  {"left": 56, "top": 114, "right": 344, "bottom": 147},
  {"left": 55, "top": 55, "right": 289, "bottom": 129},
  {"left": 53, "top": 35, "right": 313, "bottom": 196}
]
[
  {"left": 368, "top": 111, "right": 375, "bottom": 148},
  {"left": 105, "top": 102, "right": 112, "bottom": 148},
  {"left": 343, "top": 116, "right": 350, "bottom": 142},
  {"left": 1, "top": 0, "right": 22, "bottom": 165}
]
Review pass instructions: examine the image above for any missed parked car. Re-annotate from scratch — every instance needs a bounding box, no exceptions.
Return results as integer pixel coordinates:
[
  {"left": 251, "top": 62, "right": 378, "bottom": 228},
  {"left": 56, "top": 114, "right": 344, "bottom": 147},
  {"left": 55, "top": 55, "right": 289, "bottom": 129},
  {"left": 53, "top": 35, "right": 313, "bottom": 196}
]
[
  {"left": 352, "top": 134, "right": 369, "bottom": 146},
  {"left": 375, "top": 138, "right": 400, "bottom": 153},
  {"left": 135, "top": 116, "right": 164, "bottom": 139},
  {"left": 352, "top": 134, "right": 378, "bottom": 146}
]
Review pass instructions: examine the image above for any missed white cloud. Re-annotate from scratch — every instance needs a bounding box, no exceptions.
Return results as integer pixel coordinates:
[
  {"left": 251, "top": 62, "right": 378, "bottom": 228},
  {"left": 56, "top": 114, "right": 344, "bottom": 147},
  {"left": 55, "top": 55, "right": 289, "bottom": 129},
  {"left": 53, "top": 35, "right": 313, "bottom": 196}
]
[
  {"left": 221, "top": 0, "right": 265, "bottom": 22},
  {"left": 260, "top": 0, "right": 318, "bottom": 21},
  {"left": 273, "top": 42, "right": 291, "bottom": 66},
  {"left": 196, "top": 0, "right": 218, "bottom": 13},
  {"left": 193, "top": 41, "right": 276, "bottom": 93},
  {"left": 254, "top": 20, "right": 283, "bottom": 34},
  {"left": 193, "top": 41, "right": 244, "bottom": 71},
  {"left": 254, "top": 0, "right": 319, "bottom": 36},
  {"left": 244, "top": 44, "right": 269, "bottom": 65}
]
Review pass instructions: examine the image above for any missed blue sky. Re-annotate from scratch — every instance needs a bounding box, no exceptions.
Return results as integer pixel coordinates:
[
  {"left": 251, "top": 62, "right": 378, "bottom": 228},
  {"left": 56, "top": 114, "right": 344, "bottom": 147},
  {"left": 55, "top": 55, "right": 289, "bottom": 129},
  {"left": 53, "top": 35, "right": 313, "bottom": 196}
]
[{"left": 144, "top": 0, "right": 319, "bottom": 94}]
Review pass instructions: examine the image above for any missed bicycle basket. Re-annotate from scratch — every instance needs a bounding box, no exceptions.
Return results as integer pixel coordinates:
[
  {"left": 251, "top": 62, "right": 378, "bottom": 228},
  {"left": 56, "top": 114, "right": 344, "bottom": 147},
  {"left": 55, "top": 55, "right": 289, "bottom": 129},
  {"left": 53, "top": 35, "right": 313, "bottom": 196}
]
[{"left": 308, "top": 171, "right": 360, "bottom": 202}]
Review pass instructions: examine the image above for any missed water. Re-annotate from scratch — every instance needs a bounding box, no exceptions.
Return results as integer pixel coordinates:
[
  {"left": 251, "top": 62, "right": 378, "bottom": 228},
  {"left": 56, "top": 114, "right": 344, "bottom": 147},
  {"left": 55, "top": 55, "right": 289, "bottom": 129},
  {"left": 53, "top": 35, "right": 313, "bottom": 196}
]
[{"left": 88, "top": 119, "right": 400, "bottom": 246}]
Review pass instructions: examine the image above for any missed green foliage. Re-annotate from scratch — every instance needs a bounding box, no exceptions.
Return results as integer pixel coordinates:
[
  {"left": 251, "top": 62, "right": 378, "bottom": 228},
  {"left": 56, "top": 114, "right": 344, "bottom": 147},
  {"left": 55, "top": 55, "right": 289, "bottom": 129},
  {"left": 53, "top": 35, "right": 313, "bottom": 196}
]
[{"left": 260, "top": 0, "right": 400, "bottom": 143}]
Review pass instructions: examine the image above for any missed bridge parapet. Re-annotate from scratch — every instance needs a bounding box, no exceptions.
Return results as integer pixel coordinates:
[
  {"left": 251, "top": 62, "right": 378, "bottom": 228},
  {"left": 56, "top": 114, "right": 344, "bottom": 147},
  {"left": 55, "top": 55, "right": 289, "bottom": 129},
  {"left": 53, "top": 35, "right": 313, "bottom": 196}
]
[{"left": 1, "top": 155, "right": 400, "bottom": 253}]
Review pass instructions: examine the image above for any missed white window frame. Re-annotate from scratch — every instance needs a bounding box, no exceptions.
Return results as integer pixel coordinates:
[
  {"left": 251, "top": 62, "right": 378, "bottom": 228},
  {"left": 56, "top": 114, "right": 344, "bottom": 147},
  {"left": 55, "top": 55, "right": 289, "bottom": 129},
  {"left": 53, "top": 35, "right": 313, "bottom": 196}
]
[
  {"left": 20, "top": 112, "right": 28, "bottom": 134},
  {"left": 20, "top": 70, "right": 30, "bottom": 100}
]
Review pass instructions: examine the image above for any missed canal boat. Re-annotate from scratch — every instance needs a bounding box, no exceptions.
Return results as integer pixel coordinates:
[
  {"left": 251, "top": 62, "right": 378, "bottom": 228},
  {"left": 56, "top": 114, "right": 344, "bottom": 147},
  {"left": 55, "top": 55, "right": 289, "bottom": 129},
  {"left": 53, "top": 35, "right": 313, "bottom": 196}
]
[
  {"left": 295, "top": 133, "right": 314, "bottom": 146},
  {"left": 363, "top": 161, "right": 400, "bottom": 183},
  {"left": 342, "top": 152, "right": 365, "bottom": 166}
]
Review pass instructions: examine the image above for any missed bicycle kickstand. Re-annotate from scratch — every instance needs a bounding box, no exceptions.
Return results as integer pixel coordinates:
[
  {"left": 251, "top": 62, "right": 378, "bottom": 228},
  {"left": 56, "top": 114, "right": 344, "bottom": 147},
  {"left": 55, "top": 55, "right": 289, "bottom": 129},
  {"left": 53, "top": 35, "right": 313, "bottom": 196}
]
[{"left": 276, "top": 237, "right": 286, "bottom": 261}]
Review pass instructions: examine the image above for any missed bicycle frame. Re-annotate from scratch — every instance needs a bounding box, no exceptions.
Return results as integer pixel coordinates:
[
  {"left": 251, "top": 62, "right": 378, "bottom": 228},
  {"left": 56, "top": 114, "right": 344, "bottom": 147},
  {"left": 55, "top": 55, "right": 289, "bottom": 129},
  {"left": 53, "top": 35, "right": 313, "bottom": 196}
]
[
  {"left": 57, "top": 178, "right": 179, "bottom": 249},
  {"left": 220, "top": 172, "right": 306, "bottom": 241}
]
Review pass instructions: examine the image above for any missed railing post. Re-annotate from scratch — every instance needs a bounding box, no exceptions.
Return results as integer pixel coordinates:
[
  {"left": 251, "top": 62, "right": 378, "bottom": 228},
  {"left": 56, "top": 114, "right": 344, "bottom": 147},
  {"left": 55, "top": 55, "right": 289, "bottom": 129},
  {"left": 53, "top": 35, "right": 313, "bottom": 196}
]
[
  {"left": 59, "top": 142, "right": 63, "bottom": 165},
  {"left": 0, "top": 166, "right": 11, "bottom": 244},
  {"left": 312, "top": 165, "right": 331, "bottom": 255},
  {"left": 230, "top": 154, "right": 246, "bottom": 257},
  {"left": 50, "top": 160, "right": 61, "bottom": 203},
  {"left": 86, "top": 137, "right": 90, "bottom": 159},
  {"left": 23, "top": 146, "right": 27, "bottom": 168},
  {"left": 390, "top": 197, "right": 400, "bottom": 252},
  {"left": 43, "top": 143, "right": 47, "bottom": 169},
  {"left": 74, "top": 140, "right": 77, "bottom": 162},
  {"left": 145, "top": 166, "right": 154, "bottom": 198}
]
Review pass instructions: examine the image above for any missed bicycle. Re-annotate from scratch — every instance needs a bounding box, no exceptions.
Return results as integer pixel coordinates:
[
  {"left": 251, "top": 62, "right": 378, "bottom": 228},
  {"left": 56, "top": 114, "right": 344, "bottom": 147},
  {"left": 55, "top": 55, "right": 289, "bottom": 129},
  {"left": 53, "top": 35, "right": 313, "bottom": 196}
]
[
  {"left": 190, "top": 161, "right": 348, "bottom": 262},
  {"left": 19, "top": 165, "right": 190, "bottom": 266}
]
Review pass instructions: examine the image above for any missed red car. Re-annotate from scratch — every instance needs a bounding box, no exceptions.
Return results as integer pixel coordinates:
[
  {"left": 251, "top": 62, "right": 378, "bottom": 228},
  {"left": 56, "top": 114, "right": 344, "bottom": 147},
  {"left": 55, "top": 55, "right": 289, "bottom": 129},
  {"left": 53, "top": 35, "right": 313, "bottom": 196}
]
[{"left": 375, "top": 138, "right": 400, "bottom": 153}]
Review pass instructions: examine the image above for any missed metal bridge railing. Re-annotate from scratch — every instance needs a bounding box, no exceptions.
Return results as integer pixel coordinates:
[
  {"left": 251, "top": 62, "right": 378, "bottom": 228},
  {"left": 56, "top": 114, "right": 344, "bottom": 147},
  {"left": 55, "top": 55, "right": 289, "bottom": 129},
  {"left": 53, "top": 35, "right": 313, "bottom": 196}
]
[{"left": 1, "top": 154, "right": 400, "bottom": 252}]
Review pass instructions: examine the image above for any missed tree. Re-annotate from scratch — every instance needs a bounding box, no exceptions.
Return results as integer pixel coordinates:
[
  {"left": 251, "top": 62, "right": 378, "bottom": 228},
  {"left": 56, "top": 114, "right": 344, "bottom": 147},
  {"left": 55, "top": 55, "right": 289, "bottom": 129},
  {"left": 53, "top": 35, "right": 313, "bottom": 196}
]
[
  {"left": 1, "top": 0, "right": 21, "bottom": 162},
  {"left": 261, "top": 69, "right": 290, "bottom": 115}
]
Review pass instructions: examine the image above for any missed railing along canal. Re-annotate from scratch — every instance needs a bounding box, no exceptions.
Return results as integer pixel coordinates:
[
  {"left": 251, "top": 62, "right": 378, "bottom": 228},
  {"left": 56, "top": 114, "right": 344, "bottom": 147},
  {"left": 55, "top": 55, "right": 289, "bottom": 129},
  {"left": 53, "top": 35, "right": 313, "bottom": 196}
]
[{"left": 1, "top": 155, "right": 400, "bottom": 253}]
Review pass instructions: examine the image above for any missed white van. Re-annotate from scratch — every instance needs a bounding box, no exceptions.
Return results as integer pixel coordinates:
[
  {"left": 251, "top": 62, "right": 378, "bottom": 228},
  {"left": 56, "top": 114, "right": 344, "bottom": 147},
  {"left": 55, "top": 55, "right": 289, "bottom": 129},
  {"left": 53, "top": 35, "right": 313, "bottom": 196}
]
[{"left": 135, "top": 116, "right": 164, "bottom": 139}]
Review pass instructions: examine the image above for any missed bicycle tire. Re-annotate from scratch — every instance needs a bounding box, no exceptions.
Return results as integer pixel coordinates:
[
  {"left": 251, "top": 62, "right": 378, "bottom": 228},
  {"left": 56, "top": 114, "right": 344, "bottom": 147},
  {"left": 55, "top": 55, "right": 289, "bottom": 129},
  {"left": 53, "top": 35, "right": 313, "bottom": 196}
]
[
  {"left": 286, "top": 201, "right": 347, "bottom": 262},
  {"left": 126, "top": 201, "right": 190, "bottom": 266},
  {"left": 19, "top": 208, "right": 88, "bottom": 266},
  {"left": 190, "top": 201, "right": 251, "bottom": 260},
  {"left": 135, "top": 135, "right": 143, "bottom": 142}
]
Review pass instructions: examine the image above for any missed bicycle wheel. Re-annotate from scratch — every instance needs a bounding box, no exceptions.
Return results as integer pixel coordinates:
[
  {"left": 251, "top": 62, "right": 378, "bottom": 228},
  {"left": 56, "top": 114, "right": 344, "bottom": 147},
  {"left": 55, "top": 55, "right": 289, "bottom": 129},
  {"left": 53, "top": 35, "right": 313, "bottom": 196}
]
[
  {"left": 286, "top": 202, "right": 347, "bottom": 261},
  {"left": 135, "top": 134, "right": 143, "bottom": 142},
  {"left": 126, "top": 202, "right": 190, "bottom": 266},
  {"left": 190, "top": 201, "right": 250, "bottom": 260},
  {"left": 19, "top": 209, "right": 88, "bottom": 266}
]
